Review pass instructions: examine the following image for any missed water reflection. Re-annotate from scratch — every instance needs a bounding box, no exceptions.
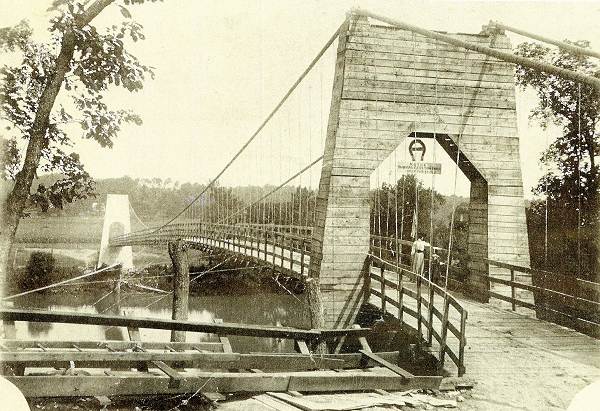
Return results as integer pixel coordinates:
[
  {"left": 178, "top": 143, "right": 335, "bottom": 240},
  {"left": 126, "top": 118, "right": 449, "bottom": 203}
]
[{"left": 12, "top": 289, "right": 310, "bottom": 353}]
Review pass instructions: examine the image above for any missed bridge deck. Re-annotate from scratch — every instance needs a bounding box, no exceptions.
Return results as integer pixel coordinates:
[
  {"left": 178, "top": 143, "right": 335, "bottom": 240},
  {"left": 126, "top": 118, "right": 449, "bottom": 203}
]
[
  {"left": 457, "top": 297, "right": 600, "bottom": 410},
  {"left": 369, "top": 267, "right": 600, "bottom": 410}
]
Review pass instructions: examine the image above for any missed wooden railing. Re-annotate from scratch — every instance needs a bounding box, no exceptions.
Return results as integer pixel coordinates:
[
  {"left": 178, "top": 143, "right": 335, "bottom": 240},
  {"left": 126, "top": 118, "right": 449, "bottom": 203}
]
[
  {"left": 468, "top": 259, "right": 600, "bottom": 338},
  {"left": 366, "top": 254, "right": 468, "bottom": 376},
  {"left": 111, "top": 223, "right": 313, "bottom": 276},
  {"left": 0, "top": 308, "right": 368, "bottom": 342},
  {"left": 370, "top": 235, "right": 466, "bottom": 285}
]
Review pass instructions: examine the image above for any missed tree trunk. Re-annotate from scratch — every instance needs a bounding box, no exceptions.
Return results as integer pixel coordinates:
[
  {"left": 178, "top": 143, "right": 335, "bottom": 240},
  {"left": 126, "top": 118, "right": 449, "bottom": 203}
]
[
  {"left": 0, "top": 211, "right": 19, "bottom": 291},
  {"left": 0, "top": 0, "right": 115, "bottom": 283}
]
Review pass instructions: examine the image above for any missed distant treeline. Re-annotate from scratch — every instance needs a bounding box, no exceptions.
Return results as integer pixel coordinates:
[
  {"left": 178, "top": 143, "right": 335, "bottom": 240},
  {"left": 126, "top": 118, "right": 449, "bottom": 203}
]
[{"left": 28, "top": 175, "right": 303, "bottom": 221}]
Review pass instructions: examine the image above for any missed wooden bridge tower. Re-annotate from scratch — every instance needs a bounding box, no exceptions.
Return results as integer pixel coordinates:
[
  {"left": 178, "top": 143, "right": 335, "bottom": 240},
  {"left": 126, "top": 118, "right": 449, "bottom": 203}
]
[
  {"left": 98, "top": 194, "right": 134, "bottom": 270},
  {"left": 309, "top": 14, "right": 530, "bottom": 328}
]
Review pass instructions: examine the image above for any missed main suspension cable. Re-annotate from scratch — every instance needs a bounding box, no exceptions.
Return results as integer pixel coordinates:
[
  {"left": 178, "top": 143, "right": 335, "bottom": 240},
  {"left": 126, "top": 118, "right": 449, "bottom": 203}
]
[{"left": 147, "top": 21, "right": 347, "bottom": 233}]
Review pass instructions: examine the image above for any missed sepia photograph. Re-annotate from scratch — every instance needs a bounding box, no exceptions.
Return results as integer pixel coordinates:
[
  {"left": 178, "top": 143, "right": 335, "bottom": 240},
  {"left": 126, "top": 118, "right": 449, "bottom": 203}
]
[{"left": 0, "top": 1, "right": 599, "bottom": 409}]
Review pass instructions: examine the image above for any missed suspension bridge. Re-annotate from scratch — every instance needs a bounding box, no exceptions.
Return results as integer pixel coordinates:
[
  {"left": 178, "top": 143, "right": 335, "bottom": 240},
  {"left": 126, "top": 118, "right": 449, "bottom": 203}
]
[{"left": 2, "top": 9, "right": 600, "bottom": 409}]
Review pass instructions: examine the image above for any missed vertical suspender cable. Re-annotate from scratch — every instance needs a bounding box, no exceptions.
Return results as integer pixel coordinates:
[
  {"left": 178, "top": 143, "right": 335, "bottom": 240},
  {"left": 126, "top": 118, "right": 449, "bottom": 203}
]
[
  {"left": 544, "top": 130, "right": 549, "bottom": 267},
  {"left": 577, "top": 83, "right": 582, "bottom": 277},
  {"left": 298, "top": 90, "right": 303, "bottom": 229},
  {"left": 307, "top": 83, "right": 312, "bottom": 229},
  {"left": 375, "top": 64, "right": 382, "bottom": 258},
  {"left": 428, "top": 40, "right": 439, "bottom": 282},
  {"left": 444, "top": 45, "right": 469, "bottom": 291}
]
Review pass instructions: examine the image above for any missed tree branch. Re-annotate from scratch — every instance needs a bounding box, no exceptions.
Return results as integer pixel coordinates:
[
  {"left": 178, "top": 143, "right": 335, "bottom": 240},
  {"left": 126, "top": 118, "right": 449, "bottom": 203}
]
[
  {"left": 76, "top": 0, "right": 115, "bottom": 28},
  {"left": 5, "top": 0, "right": 116, "bottom": 221}
]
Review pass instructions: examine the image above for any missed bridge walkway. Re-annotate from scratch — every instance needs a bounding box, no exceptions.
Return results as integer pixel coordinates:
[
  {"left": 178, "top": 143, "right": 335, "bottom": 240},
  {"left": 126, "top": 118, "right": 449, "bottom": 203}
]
[
  {"left": 370, "top": 268, "right": 600, "bottom": 410},
  {"left": 459, "top": 297, "right": 600, "bottom": 410}
]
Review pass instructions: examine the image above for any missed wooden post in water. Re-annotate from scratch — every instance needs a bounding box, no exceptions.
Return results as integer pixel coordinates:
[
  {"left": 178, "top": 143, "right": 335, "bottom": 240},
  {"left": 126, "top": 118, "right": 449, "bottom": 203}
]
[{"left": 168, "top": 239, "right": 189, "bottom": 343}]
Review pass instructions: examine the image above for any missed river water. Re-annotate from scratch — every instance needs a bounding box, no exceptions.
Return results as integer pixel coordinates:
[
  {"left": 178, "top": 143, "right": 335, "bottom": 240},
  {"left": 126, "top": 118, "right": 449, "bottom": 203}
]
[{"left": 9, "top": 289, "right": 310, "bottom": 353}]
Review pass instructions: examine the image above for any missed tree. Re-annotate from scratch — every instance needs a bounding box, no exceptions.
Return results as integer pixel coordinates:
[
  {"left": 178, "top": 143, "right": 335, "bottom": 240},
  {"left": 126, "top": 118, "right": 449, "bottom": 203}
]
[
  {"left": 0, "top": 0, "right": 160, "bottom": 278},
  {"left": 22, "top": 251, "right": 56, "bottom": 290},
  {"left": 370, "top": 175, "right": 470, "bottom": 266},
  {"left": 515, "top": 41, "right": 599, "bottom": 277}
]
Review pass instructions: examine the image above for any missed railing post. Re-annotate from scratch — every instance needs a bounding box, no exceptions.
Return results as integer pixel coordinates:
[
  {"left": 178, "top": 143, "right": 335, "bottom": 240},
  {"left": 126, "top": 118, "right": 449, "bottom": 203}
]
[
  {"left": 300, "top": 239, "right": 305, "bottom": 276},
  {"left": 398, "top": 269, "right": 404, "bottom": 325},
  {"left": 290, "top": 237, "right": 294, "bottom": 273},
  {"left": 365, "top": 258, "right": 372, "bottom": 301},
  {"left": 510, "top": 269, "right": 516, "bottom": 311},
  {"left": 416, "top": 274, "right": 423, "bottom": 342},
  {"left": 264, "top": 229, "right": 268, "bottom": 261},
  {"left": 380, "top": 267, "right": 386, "bottom": 314},
  {"left": 427, "top": 283, "right": 435, "bottom": 345},
  {"left": 272, "top": 232, "right": 277, "bottom": 267},
  {"left": 280, "top": 234, "right": 285, "bottom": 270},
  {"left": 438, "top": 296, "right": 450, "bottom": 368},
  {"left": 458, "top": 310, "right": 467, "bottom": 376}
]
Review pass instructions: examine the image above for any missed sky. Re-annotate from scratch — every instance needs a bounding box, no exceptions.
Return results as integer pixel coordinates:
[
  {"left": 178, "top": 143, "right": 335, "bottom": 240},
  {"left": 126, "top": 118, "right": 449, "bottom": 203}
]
[{"left": 1, "top": 0, "right": 600, "bottom": 198}]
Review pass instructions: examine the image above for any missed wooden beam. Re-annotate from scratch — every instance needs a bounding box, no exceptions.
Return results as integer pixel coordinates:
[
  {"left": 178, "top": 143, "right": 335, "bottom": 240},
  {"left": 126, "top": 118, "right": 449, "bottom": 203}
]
[
  {"left": 151, "top": 360, "right": 183, "bottom": 388},
  {"left": 168, "top": 240, "right": 190, "bottom": 343},
  {"left": 7, "top": 372, "right": 442, "bottom": 397},
  {"left": 0, "top": 340, "right": 225, "bottom": 352},
  {"left": 0, "top": 309, "right": 322, "bottom": 340},
  {"left": 0, "top": 351, "right": 347, "bottom": 371},
  {"left": 358, "top": 350, "right": 413, "bottom": 380},
  {"left": 353, "top": 324, "right": 372, "bottom": 353},
  {"left": 296, "top": 340, "right": 311, "bottom": 355},
  {"left": 127, "top": 327, "right": 148, "bottom": 372},
  {"left": 489, "top": 21, "right": 600, "bottom": 60}
]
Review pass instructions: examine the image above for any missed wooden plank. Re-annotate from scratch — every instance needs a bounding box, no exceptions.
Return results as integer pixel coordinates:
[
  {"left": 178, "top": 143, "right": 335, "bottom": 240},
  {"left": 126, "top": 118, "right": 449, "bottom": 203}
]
[
  {"left": 287, "top": 374, "right": 442, "bottom": 392},
  {"left": 127, "top": 327, "right": 149, "bottom": 372},
  {"left": 151, "top": 360, "right": 184, "bottom": 388},
  {"left": 296, "top": 340, "right": 310, "bottom": 355},
  {"left": 353, "top": 324, "right": 372, "bottom": 353},
  {"left": 213, "top": 318, "right": 234, "bottom": 354},
  {"left": 8, "top": 372, "right": 443, "bottom": 397},
  {"left": 0, "top": 308, "right": 322, "bottom": 340},
  {"left": 1, "top": 351, "right": 351, "bottom": 371},
  {"left": 344, "top": 61, "right": 515, "bottom": 82},
  {"left": 359, "top": 350, "right": 413, "bottom": 380},
  {"left": 0, "top": 340, "right": 224, "bottom": 352}
]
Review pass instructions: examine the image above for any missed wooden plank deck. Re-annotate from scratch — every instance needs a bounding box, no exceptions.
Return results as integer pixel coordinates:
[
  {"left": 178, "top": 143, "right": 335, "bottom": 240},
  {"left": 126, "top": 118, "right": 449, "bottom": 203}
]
[
  {"left": 370, "top": 279, "right": 600, "bottom": 410},
  {"left": 453, "top": 297, "right": 600, "bottom": 410}
]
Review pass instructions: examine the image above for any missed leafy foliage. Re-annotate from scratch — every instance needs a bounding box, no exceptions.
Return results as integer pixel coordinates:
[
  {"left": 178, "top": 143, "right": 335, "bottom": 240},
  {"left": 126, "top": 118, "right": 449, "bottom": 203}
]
[
  {"left": 22, "top": 251, "right": 56, "bottom": 290},
  {"left": 0, "top": 0, "right": 156, "bottom": 213},
  {"left": 370, "top": 175, "right": 469, "bottom": 265},
  {"left": 515, "top": 41, "right": 599, "bottom": 277},
  {"left": 515, "top": 41, "right": 599, "bottom": 221}
]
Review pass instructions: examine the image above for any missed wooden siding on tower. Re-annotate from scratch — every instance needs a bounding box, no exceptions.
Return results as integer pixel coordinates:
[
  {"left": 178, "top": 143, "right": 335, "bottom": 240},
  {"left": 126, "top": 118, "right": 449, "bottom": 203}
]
[{"left": 310, "top": 15, "right": 531, "bottom": 328}]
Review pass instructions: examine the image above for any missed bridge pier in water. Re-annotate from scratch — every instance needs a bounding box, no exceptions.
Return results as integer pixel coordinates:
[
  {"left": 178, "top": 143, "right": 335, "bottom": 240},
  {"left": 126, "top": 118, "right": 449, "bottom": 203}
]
[
  {"left": 310, "top": 14, "right": 531, "bottom": 328},
  {"left": 168, "top": 239, "right": 190, "bottom": 343}
]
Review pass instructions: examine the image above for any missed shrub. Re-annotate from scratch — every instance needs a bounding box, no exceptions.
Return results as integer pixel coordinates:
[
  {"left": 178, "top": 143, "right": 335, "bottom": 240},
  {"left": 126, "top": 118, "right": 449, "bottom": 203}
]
[{"left": 21, "top": 252, "right": 56, "bottom": 290}]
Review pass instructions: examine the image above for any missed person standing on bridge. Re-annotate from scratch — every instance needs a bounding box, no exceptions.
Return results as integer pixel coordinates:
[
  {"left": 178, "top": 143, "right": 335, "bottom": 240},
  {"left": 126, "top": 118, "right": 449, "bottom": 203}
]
[{"left": 411, "top": 234, "right": 428, "bottom": 276}]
